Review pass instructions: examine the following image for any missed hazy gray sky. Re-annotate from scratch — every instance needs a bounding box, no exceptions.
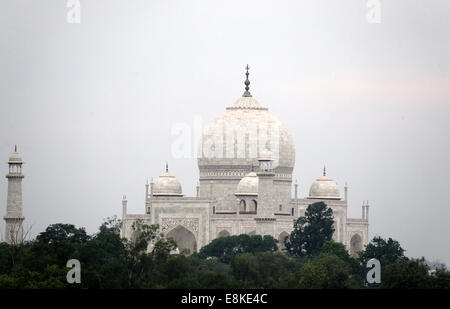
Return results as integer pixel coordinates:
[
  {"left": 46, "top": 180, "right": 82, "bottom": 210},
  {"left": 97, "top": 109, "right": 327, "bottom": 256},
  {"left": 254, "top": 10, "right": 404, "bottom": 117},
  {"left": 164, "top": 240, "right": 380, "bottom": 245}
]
[{"left": 1, "top": 1, "right": 449, "bottom": 264}]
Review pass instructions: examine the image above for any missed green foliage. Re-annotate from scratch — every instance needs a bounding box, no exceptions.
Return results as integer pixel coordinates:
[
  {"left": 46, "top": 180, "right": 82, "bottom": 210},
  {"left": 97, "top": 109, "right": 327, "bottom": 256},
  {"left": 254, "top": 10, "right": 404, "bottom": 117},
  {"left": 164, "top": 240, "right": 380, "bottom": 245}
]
[
  {"left": 298, "top": 253, "right": 356, "bottom": 288},
  {"left": 429, "top": 268, "right": 450, "bottom": 289},
  {"left": 358, "top": 236, "right": 405, "bottom": 267},
  {"left": 381, "top": 258, "right": 430, "bottom": 288},
  {"left": 0, "top": 217, "right": 448, "bottom": 289},
  {"left": 319, "top": 240, "right": 365, "bottom": 285},
  {"left": 231, "top": 251, "right": 299, "bottom": 288},
  {"left": 285, "top": 202, "right": 334, "bottom": 257},
  {"left": 198, "top": 234, "right": 278, "bottom": 263},
  {"left": 34, "top": 223, "right": 89, "bottom": 267}
]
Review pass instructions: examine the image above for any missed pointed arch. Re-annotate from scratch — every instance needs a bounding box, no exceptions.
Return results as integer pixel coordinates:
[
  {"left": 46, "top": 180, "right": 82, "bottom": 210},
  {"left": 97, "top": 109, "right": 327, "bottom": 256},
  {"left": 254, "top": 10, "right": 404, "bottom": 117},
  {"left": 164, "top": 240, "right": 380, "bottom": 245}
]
[
  {"left": 167, "top": 225, "right": 197, "bottom": 254},
  {"left": 350, "top": 233, "right": 363, "bottom": 257},
  {"left": 251, "top": 199, "right": 258, "bottom": 213},
  {"left": 217, "top": 230, "right": 231, "bottom": 238},
  {"left": 278, "top": 231, "right": 289, "bottom": 250},
  {"left": 240, "top": 199, "right": 247, "bottom": 212}
]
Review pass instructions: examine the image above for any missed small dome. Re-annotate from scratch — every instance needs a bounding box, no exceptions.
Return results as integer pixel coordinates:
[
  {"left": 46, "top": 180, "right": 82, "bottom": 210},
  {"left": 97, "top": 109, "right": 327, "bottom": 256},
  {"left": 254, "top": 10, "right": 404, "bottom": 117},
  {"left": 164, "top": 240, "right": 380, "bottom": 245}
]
[
  {"left": 235, "top": 172, "right": 258, "bottom": 196},
  {"left": 8, "top": 150, "right": 23, "bottom": 163},
  {"left": 308, "top": 174, "right": 340, "bottom": 200},
  {"left": 153, "top": 171, "right": 183, "bottom": 196}
]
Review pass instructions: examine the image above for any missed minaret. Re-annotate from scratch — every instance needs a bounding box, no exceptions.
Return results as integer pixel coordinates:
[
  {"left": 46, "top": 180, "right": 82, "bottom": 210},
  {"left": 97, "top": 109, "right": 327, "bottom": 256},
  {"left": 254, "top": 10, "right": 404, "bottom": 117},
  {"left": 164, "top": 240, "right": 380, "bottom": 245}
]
[
  {"left": 344, "top": 182, "right": 348, "bottom": 201},
  {"left": 4, "top": 145, "right": 25, "bottom": 245},
  {"left": 145, "top": 179, "right": 151, "bottom": 214},
  {"left": 122, "top": 195, "right": 128, "bottom": 219},
  {"left": 294, "top": 179, "right": 298, "bottom": 199},
  {"left": 362, "top": 200, "right": 370, "bottom": 221},
  {"left": 255, "top": 156, "right": 276, "bottom": 236},
  {"left": 150, "top": 177, "right": 154, "bottom": 197},
  {"left": 145, "top": 179, "right": 149, "bottom": 201}
]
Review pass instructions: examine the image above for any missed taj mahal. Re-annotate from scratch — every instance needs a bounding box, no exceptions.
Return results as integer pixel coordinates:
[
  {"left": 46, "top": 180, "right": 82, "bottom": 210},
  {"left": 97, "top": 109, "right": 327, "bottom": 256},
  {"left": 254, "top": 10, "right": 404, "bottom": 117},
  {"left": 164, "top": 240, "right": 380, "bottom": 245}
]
[
  {"left": 120, "top": 67, "right": 370, "bottom": 256},
  {"left": 2, "top": 67, "right": 369, "bottom": 257}
]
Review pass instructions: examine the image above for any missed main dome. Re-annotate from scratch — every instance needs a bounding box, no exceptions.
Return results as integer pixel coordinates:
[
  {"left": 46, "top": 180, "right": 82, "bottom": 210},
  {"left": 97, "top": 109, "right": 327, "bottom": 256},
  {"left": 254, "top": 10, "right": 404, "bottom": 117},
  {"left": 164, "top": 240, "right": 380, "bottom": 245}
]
[{"left": 197, "top": 95, "right": 295, "bottom": 179}]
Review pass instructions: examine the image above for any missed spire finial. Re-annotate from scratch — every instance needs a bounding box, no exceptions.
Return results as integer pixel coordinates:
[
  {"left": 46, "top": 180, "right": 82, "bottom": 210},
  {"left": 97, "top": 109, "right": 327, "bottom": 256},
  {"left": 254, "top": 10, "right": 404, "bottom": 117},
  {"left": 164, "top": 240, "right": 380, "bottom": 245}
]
[
  {"left": 323, "top": 166, "right": 326, "bottom": 176},
  {"left": 243, "top": 64, "right": 252, "bottom": 97},
  {"left": 165, "top": 162, "right": 168, "bottom": 173},
  {"left": 14, "top": 144, "right": 17, "bottom": 153}
]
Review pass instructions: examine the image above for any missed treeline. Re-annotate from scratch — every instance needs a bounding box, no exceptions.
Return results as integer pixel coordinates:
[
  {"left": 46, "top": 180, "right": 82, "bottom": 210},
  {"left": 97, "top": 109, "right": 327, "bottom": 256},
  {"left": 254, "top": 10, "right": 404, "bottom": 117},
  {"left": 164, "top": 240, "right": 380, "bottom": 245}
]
[{"left": 0, "top": 202, "right": 448, "bottom": 289}]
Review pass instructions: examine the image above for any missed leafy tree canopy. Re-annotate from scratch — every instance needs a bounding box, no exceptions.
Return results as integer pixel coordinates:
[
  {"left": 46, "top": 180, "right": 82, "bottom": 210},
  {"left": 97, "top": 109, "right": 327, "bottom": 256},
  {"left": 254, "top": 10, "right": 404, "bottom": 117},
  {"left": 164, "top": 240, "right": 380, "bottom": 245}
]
[
  {"left": 285, "top": 202, "right": 334, "bottom": 257},
  {"left": 358, "top": 236, "right": 405, "bottom": 267},
  {"left": 198, "top": 234, "right": 278, "bottom": 263}
]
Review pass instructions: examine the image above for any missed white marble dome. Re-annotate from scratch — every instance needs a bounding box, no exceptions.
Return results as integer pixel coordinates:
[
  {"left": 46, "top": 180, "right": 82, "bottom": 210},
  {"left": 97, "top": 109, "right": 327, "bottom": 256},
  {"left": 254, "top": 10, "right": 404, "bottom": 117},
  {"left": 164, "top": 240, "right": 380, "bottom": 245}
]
[
  {"left": 197, "top": 96, "right": 295, "bottom": 178},
  {"left": 153, "top": 171, "right": 183, "bottom": 196},
  {"left": 8, "top": 151, "right": 23, "bottom": 163},
  {"left": 235, "top": 172, "right": 258, "bottom": 196},
  {"left": 308, "top": 173, "right": 340, "bottom": 200}
]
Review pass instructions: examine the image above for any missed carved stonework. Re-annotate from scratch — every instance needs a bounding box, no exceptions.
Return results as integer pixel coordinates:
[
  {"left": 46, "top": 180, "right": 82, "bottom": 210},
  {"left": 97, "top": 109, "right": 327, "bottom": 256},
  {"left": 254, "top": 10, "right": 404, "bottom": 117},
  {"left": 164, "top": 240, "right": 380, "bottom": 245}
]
[{"left": 161, "top": 217, "right": 199, "bottom": 237}]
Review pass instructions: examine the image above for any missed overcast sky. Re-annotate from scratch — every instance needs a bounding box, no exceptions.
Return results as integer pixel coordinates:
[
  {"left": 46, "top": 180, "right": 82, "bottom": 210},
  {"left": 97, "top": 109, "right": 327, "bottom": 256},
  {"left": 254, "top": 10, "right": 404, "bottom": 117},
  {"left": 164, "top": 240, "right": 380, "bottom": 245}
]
[{"left": 0, "top": 0, "right": 449, "bottom": 264}]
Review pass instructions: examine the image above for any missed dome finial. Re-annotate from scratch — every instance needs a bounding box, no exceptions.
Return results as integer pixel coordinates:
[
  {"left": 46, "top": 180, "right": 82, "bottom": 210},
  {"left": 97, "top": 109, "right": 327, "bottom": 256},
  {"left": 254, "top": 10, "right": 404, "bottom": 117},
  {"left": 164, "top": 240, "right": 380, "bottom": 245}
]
[
  {"left": 14, "top": 144, "right": 17, "bottom": 153},
  {"left": 243, "top": 64, "right": 252, "bottom": 97},
  {"left": 165, "top": 162, "right": 168, "bottom": 173},
  {"left": 323, "top": 166, "right": 326, "bottom": 176}
]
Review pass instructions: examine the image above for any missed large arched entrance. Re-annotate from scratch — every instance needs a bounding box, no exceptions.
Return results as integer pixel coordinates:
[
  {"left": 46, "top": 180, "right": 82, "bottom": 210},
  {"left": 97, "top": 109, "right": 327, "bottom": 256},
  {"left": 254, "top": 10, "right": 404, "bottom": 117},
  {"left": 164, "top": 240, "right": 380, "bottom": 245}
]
[
  {"left": 167, "top": 225, "right": 197, "bottom": 254},
  {"left": 350, "top": 234, "right": 363, "bottom": 257},
  {"left": 218, "top": 230, "right": 231, "bottom": 238},
  {"left": 278, "top": 231, "right": 289, "bottom": 250}
]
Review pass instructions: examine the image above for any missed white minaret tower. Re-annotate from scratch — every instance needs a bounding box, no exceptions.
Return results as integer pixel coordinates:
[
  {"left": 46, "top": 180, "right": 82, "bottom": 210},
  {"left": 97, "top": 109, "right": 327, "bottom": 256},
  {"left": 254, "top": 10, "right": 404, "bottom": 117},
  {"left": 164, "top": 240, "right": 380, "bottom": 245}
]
[
  {"left": 4, "top": 145, "right": 25, "bottom": 245},
  {"left": 255, "top": 156, "right": 276, "bottom": 237}
]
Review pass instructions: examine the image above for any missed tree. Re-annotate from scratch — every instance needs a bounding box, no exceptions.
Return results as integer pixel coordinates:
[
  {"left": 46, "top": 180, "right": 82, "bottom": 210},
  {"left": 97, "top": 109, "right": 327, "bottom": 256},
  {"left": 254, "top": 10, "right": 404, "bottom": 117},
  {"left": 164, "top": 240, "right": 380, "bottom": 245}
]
[
  {"left": 122, "top": 219, "right": 178, "bottom": 288},
  {"left": 284, "top": 202, "right": 334, "bottom": 257},
  {"left": 429, "top": 268, "right": 450, "bottom": 289},
  {"left": 231, "top": 251, "right": 297, "bottom": 288},
  {"left": 319, "top": 240, "right": 364, "bottom": 286},
  {"left": 358, "top": 236, "right": 405, "bottom": 267},
  {"left": 298, "top": 253, "right": 355, "bottom": 289},
  {"left": 78, "top": 216, "right": 128, "bottom": 288},
  {"left": 198, "top": 234, "right": 278, "bottom": 263},
  {"left": 33, "top": 223, "right": 89, "bottom": 267},
  {"left": 36, "top": 223, "right": 89, "bottom": 246},
  {"left": 381, "top": 258, "right": 430, "bottom": 288}
]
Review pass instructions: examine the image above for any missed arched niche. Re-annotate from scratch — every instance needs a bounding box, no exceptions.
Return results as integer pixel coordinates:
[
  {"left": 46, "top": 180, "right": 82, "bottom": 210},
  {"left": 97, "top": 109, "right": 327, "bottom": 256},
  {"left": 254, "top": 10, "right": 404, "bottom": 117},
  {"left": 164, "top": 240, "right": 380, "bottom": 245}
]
[
  {"left": 350, "top": 233, "right": 363, "bottom": 257},
  {"left": 239, "top": 200, "right": 247, "bottom": 212},
  {"left": 278, "top": 231, "right": 289, "bottom": 250},
  {"left": 217, "top": 230, "right": 231, "bottom": 238},
  {"left": 251, "top": 199, "right": 258, "bottom": 213},
  {"left": 167, "top": 225, "right": 197, "bottom": 254}
]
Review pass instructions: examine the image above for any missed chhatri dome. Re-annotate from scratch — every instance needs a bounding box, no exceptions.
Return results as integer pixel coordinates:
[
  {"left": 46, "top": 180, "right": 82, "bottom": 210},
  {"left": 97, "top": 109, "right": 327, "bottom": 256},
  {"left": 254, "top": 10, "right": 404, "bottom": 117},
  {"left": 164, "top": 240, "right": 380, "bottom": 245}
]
[
  {"left": 152, "top": 163, "right": 183, "bottom": 196},
  {"left": 235, "top": 171, "right": 259, "bottom": 196},
  {"left": 8, "top": 145, "right": 23, "bottom": 163},
  {"left": 308, "top": 167, "right": 341, "bottom": 200},
  {"left": 197, "top": 65, "right": 295, "bottom": 178}
]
